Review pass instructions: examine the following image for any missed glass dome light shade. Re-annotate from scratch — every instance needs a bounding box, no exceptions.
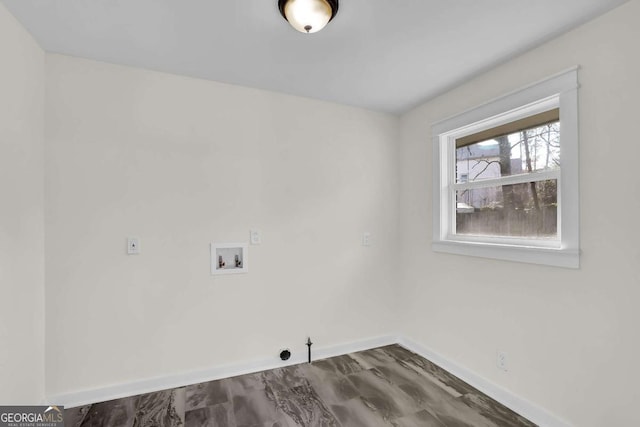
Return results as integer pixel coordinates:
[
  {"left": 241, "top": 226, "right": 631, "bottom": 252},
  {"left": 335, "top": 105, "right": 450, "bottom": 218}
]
[{"left": 281, "top": 0, "right": 337, "bottom": 34}]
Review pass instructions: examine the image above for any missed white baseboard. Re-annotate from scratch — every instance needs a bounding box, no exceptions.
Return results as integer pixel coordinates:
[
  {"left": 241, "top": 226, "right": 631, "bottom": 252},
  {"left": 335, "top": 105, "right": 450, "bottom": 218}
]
[
  {"left": 50, "top": 334, "right": 571, "bottom": 427},
  {"left": 397, "top": 336, "right": 572, "bottom": 427},
  {"left": 48, "top": 334, "right": 398, "bottom": 408}
]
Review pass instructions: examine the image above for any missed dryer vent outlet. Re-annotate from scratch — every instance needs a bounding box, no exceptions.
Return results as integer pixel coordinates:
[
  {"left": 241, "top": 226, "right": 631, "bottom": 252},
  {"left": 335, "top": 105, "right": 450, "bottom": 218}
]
[{"left": 279, "top": 349, "right": 291, "bottom": 361}]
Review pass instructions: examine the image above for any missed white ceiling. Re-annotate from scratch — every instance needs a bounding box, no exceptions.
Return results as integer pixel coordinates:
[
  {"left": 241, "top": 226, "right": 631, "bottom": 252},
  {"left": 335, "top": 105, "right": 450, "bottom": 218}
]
[{"left": 1, "top": 0, "right": 628, "bottom": 113}]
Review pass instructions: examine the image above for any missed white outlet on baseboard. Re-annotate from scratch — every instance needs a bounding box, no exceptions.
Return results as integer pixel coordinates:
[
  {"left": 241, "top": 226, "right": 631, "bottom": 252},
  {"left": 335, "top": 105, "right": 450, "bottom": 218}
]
[{"left": 497, "top": 351, "right": 508, "bottom": 372}]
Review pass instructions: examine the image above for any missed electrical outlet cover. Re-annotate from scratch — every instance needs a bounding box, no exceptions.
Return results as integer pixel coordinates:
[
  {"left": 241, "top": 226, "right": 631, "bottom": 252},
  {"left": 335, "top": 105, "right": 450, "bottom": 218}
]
[
  {"left": 497, "top": 351, "right": 508, "bottom": 372},
  {"left": 362, "top": 232, "right": 371, "bottom": 246},
  {"left": 250, "top": 229, "right": 262, "bottom": 245}
]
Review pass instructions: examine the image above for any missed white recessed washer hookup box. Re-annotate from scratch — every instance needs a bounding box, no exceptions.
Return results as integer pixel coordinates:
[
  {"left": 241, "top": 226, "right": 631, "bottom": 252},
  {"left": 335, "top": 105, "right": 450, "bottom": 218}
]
[{"left": 211, "top": 243, "right": 248, "bottom": 275}]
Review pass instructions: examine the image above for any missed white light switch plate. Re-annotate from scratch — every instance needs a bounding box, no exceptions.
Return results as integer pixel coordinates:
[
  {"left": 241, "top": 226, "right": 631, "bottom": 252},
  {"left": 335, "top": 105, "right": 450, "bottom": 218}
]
[{"left": 127, "top": 238, "right": 140, "bottom": 254}]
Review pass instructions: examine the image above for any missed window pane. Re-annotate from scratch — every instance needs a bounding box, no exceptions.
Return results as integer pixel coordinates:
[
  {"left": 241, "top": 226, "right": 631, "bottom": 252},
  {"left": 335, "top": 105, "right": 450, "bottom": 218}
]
[
  {"left": 455, "top": 122, "right": 560, "bottom": 183},
  {"left": 456, "top": 180, "right": 558, "bottom": 238}
]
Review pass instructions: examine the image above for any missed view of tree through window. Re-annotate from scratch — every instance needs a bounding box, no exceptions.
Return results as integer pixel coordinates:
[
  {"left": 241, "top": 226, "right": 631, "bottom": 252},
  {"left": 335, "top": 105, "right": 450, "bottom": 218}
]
[{"left": 454, "top": 121, "right": 560, "bottom": 239}]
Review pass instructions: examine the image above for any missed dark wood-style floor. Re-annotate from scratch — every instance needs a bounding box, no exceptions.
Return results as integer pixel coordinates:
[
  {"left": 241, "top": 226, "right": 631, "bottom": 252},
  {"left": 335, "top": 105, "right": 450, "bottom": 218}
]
[{"left": 65, "top": 344, "right": 537, "bottom": 427}]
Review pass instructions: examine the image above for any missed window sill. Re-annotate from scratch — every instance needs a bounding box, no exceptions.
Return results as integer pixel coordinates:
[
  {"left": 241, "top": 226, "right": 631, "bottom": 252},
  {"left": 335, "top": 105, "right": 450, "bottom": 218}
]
[{"left": 432, "top": 240, "right": 580, "bottom": 269}]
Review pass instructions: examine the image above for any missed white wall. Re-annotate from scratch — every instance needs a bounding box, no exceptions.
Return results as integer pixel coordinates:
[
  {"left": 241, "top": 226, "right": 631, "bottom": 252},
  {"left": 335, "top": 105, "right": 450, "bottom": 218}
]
[
  {"left": 44, "top": 54, "right": 400, "bottom": 396},
  {"left": 399, "top": 1, "right": 640, "bottom": 426},
  {"left": 4, "top": 1, "right": 637, "bottom": 421},
  {"left": 0, "top": 2, "right": 45, "bottom": 404}
]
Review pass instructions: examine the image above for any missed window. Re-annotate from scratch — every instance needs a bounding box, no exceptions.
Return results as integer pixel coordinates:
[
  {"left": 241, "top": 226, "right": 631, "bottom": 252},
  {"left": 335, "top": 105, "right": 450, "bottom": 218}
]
[{"left": 432, "top": 68, "right": 580, "bottom": 268}]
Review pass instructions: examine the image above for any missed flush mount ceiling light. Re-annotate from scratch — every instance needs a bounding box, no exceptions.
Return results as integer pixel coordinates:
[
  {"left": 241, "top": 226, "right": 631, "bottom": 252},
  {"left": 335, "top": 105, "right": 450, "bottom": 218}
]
[{"left": 278, "top": 0, "right": 339, "bottom": 34}]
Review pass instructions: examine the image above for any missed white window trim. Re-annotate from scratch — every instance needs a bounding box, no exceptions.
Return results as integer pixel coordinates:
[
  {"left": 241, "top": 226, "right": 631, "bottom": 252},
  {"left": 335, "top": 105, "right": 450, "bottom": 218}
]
[{"left": 431, "top": 67, "right": 580, "bottom": 268}]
